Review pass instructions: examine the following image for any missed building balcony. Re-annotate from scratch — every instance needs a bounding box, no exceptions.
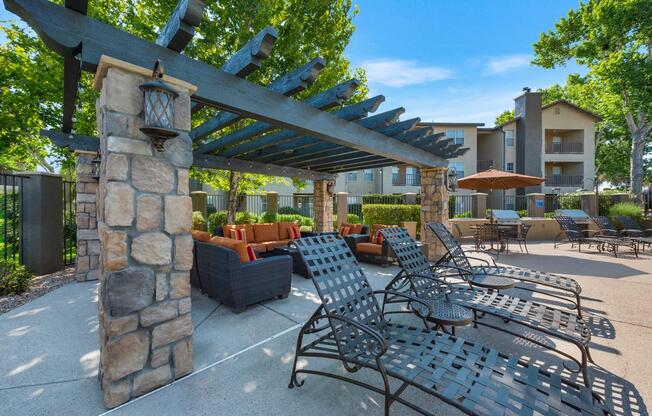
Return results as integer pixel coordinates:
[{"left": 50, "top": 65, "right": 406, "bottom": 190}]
[
  {"left": 392, "top": 173, "right": 421, "bottom": 186},
  {"left": 477, "top": 159, "right": 494, "bottom": 171},
  {"left": 545, "top": 174, "right": 584, "bottom": 187},
  {"left": 545, "top": 142, "right": 584, "bottom": 154}
]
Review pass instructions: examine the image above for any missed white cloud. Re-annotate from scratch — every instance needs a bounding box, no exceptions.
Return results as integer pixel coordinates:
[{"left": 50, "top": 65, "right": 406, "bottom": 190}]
[
  {"left": 486, "top": 54, "right": 531, "bottom": 74},
  {"left": 360, "top": 59, "right": 453, "bottom": 87}
]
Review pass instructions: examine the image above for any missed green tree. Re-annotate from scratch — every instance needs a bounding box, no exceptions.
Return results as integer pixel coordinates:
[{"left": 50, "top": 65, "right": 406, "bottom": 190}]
[
  {"left": 532, "top": 0, "right": 652, "bottom": 197},
  {"left": 494, "top": 110, "right": 515, "bottom": 126}
]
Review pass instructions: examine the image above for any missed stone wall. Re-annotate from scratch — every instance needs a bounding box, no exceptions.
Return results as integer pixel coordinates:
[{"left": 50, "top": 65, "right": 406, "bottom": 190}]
[
  {"left": 75, "top": 151, "right": 101, "bottom": 281},
  {"left": 313, "top": 179, "right": 334, "bottom": 232},
  {"left": 420, "top": 167, "right": 449, "bottom": 261},
  {"left": 94, "top": 62, "right": 194, "bottom": 408}
]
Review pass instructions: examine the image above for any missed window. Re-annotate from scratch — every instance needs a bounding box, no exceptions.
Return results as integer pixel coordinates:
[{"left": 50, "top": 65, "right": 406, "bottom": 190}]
[
  {"left": 505, "top": 130, "right": 514, "bottom": 146},
  {"left": 446, "top": 128, "right": 465, "bottom": 145},
  {"left": 449, "top": 162, "right": 464, "bottom": 178},
  {"left": 347, "top": 172, "right": 357, "bottom": 181},
  {"left": 506, "top": 162, "right": 514, "bottom": 172},
  {"left": 363, "top": 169, "right": 374, "bottom": 181}
]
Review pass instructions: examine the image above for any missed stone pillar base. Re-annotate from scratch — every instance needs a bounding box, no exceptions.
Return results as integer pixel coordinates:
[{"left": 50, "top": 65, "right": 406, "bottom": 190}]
[{"left": 420, "top": 167, "right": 449, "bottom": 262}]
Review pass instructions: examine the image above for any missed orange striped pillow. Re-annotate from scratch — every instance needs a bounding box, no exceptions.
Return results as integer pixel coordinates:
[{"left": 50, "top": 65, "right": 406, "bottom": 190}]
[
  {"left": 229, "top": 228, "right": 247, "bottom": 244},
  {"left": 375, "top": 230, "right": 385, "bottom": 245},
  {"left": 245, "top": 244, "right": 257, "bottom": 262},
  {"left": 339, "top": 226, "right": 352, "bottom": 236}
]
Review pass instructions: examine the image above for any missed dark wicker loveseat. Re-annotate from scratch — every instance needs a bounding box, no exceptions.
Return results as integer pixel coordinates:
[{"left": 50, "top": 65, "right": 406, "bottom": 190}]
[{"left": 191, "top": 241, "right": 292, "bottom": 312}]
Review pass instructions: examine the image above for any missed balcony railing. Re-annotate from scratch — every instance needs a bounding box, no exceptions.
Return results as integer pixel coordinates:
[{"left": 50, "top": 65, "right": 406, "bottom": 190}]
[
  {"left": 477, "top": 160, "right": 494, "bottom": 171},
  {"left": 392, "top": 173, "right": 421, "bottom": 186},
  {"left": 545, "top": 175, "right": 584, "bottom": 187},
  {"left": 545, "top": 142, "right": 584, "bottom": 154}
]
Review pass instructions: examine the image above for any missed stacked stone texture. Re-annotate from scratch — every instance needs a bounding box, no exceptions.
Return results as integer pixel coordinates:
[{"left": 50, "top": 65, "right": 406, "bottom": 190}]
[
  {"left": 313, "top": 179, "right": 334, "bottom": 232},
  {"left": 95, "top": 66, "right": 193, "bottom": 408},
  {"left": 420, "top": 167, "right": 449, "bottom": 261},
  {"left": 75, "top": 151, "right": 101, "bottom": 281}
]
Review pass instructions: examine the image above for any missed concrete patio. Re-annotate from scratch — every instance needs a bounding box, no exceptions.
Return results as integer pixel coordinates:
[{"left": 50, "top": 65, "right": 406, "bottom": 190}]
[{"left": 1, "top": 242, "right": 650, "bottom": 416}]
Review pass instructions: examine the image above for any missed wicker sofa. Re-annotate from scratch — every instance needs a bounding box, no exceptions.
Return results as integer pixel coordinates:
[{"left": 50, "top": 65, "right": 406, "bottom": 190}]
[
  {"left": 213, "top": 222, "right": 302, "bottom": 255},
  {"left": 191, "top": 240, "right": 292, "bottom": 312},
  {"left": 343, "top": 224, "right": 392, "bottom": 265}
]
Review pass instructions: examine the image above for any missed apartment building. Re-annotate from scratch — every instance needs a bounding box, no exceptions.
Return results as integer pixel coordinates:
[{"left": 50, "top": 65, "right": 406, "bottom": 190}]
[{"left": 194, "top": 89, "right": 600, "bottom": 199}]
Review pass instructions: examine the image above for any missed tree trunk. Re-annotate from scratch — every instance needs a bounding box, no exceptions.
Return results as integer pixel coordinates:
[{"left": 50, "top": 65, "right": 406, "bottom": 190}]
[
  {"left": 630, "top": 130, "right": 646, "bottom": 200},
  {"left": 226, "top": 171, "right": 241, "bottom": 224}
]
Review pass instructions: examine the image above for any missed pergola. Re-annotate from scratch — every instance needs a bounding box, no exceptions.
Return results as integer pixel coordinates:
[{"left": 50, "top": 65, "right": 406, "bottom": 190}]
[{"left": 4, "top": 0, "right": 464, "bottom": 408}]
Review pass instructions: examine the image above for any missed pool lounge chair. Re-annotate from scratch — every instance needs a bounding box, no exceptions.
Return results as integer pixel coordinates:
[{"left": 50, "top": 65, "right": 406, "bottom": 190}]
[
  {"left": 380, "top": 227, "right": 593, "bottom": 385},
  {"left": 288, "top": 235, "right": 610, "bottom": 416},
  {"left": 428, "top": 221, "right": 584, "bottom": 313},
  {"left": 555, "top": 216, "right": 638, "bottom": 258}
]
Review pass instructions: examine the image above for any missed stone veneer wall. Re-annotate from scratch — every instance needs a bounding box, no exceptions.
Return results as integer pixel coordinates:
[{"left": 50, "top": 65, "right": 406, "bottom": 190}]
[
  {"left": 75, "top": 150, "right": 101, "bottom": 281},
  {"left": 95, "top": 65, "right": 194, "bottom": 408},
  {"left": 420, "top": 167, "right": 449, "bottom": 261},
  {"left": 313, "top": 179, "right": 334, "bottom": 232}
]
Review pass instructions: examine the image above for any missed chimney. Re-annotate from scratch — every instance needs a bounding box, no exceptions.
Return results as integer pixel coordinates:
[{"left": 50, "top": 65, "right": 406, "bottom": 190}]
[{"left": 514, "top": 88, "right": 543, "bottom": 193}]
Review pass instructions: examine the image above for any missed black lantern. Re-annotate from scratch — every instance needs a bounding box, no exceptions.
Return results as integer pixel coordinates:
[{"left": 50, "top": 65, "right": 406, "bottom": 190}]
[
  {"left": 91, "top": 154, "right": 102, "bottom": 179},
  {"left": 446, "top": 167, "right": 458, "bottom": 192},
  {"left": 139, "top": 60, "right": 178, "bottom": 151}
]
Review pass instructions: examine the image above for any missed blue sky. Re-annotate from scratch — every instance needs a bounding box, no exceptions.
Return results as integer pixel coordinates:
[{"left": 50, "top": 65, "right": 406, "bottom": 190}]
[
  {"left": 346, "top": 0, "right": 587, "bottom": 126},
  {"left": 0, "top": 0, "right": 586, "bottom": 126}
]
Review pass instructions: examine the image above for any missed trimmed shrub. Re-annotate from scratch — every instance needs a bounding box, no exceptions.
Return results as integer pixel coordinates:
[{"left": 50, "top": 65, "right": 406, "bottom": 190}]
[
  {"left": 453, "top": 211, "right": 471, "bottom": 219},
  {"left": 362, "top": 204, "right": 420, "bottom": 229},
  {"left": 278, "top": 206, "right": 301, "bottom": 215},
  {"left": 0, "top": 260, "right": 32, "bottom": 296},
  {"left": 558, "top": 193, "right": 581, "bottom": 210},
  {"left": 516, "top": 209, "right": 528, "bottom": 218},
  {"left": 259, "top": 212, "right": 278, "bottom": 223},
  {"left": 277, "top": 214, "right": 313, "bottom": 227},
  {"left": 207, "top": 211, "right": 258, "bottom": 231},
  {"left": 362, "top": 194, "right": 403, "bottom": 204},
  {"left": 609, "top": 202, "right": 644, "bottom": 226},
  {"left": 192, "top": 211, "right": 207, "bottom": 231},
  {"left": 332, "top": 213, "right": 361, "bottom": 228}
]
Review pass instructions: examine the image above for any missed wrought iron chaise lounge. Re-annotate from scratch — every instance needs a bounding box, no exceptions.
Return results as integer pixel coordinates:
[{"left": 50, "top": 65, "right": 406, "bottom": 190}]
[
  {"left": 379, "top": 227, "right": 593, "bottom": 385},
  {"left": 615, "top": 215, "right": 652, "bottom": 251},
  {"left": 428, "top": 221, "right": 584, "bottom": 313},
  {"left": 555, "top": 216, "right": 638, "bottom": 258},
  {"left": 288, "top": 235, "right": 610, "bottom": 416}
]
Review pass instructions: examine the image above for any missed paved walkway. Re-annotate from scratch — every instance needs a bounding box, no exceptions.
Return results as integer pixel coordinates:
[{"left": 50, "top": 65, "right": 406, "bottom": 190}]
[{"left": 0, "top": 243, "right": 650, "bottom": 415}]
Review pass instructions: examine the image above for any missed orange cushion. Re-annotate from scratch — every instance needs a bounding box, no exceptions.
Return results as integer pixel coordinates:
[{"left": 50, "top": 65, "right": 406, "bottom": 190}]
[
  {"left": 342, "top": 223, "right": 363, "bottom": 234},
  {"left": 288, "top": 225, "right": 301, "bottom": 239},
  {"left": 229, "top": 228, "right": 248, "bottom": 244},
  {"left": 209, "top": 236, "right": 250, "bottom": 263},
  {"left": 277, "top": 221, "right": 297, "bottom": 240},
  {"left": 192, "top": 230, "right": 211, "bottom": 242},
  {"left": 248, "top": 242, "right": 269, "bottom": 253},
  {"left": 356, "top": 242, "right": 382, "bottom": 255},
  {"left": 338, "top": 226, "right": 352, "bottom": 236},
  {"left": 223, "top": 224, "right": 254, "bottom": 240},
  {"left": 262, "top": 240, "right": 291, "bottom": 250},
  {"left": 253, "top": 223, "right": 279, "bottom": 243}
]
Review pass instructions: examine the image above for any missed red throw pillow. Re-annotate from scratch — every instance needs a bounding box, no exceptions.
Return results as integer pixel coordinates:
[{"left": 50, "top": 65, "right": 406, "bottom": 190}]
[
  {"left": 229, "top": 228, "right": 247, "bottom": 243},
  {"left": 289, "top": 225, "right": 301, "bottom": 239},
  {"left": 339, "top": 226, "right": 352, "bottom": 236},
  {"left": 375, "top": 230, "right": 384, "bottom": 245},
  {"left": 245, "top": 244, "right": 257, "bottom": 262}
]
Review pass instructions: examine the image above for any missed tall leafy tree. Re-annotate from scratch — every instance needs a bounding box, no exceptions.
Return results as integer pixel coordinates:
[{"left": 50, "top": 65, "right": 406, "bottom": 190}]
[
  {"left": 0, "top": 0, "right": 367, "bottom": 221},
  {"left": 532, "top": 0, "right": 652, "bottom": 197}
]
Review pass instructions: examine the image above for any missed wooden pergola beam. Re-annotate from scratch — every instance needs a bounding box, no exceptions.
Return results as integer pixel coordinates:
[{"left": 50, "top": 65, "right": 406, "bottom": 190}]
[
  {"left": 64, "top": 0, "right": 86, "bottom": 14},
  {"left": 189, "top": 57, "right": 325, "bottom": 142},
  {"left": 156, "top": 0, "right": 205, "bottom": 52},
  {"left": 221, "top": 26, "right": 278, "bottom": 78},
  {"left": 196, "top": 78, "right": 360, "bottom": 155},
  {"left": 193, "top": 154, "right": 336, "bottom": 180},
  {"left": 62, "top": 53, "right": 81, "bottom": 133},
  {"left": 41, "top": 129, "right": 99, "bottom": 152},
  {"left": 223, "top": 95, "right": 385, "bottom": 159}
]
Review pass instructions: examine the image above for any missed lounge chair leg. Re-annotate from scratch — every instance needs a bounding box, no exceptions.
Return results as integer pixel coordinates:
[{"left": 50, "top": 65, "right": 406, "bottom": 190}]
[
  {"left": 585, "top": 345, "right": 595, "bottom": 364},
  {"left": 288, "top": 327, "right": 308, "bottom": 389}
]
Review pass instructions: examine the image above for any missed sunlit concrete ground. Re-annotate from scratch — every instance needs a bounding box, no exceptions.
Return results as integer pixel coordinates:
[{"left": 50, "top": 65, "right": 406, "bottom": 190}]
[{"left": 0, "top": 242, "right": 650, "bottom": 415}]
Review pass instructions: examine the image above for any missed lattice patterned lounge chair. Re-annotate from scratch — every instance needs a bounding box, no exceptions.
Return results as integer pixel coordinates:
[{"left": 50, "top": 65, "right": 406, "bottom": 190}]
[
  {"left": 615, "top": 215, "right": 652, "bottom": 251},
  {"left": 288, "top": 235, "right": 610, "bottom": 416},
  {"left": 555, "top": 216, "right": 638, "bottom": 258},
  {"left": 428, "top": 221, "right": 584, "bottom": 313},
  {"left": 379, "top": 227, "right": 593, "bottom": 385}
]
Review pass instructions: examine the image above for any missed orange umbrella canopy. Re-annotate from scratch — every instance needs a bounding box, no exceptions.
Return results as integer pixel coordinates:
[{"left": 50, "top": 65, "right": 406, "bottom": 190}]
[{"left": 457, "top": 168, "right": 545, "bottom": 190}]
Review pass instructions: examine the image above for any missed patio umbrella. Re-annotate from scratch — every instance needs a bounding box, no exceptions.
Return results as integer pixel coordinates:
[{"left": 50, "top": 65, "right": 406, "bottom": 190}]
[{"left": 456, "top": 168, "right": 545, "bottom": 222}]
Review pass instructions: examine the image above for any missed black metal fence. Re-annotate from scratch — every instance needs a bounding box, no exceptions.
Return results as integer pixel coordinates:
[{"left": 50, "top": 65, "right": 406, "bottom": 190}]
[
  {"left": 1, "top": 173, "right": 26, "bottom": 264},
  {"left": 63, "top": 180, "right": 76, "bottom": 266}
]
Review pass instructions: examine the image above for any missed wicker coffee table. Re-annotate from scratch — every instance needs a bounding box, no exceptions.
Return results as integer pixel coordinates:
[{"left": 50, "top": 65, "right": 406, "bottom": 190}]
[{"left": 271, "top": 246, "right": 309, "bottom": 278}]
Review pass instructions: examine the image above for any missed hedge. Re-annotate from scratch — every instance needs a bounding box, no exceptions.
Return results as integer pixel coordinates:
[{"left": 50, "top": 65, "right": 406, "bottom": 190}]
[
  {"left": 609, "top": 202, "right": 644, "bottom": 226},
  {"left": 362, "top": 204, "right": 420, "bottom": 229},
  {"left": 333, "top": 213, "right": 361, "bottom": 228},
  {"left": 207, "top": 211, "right": 258, "bottom": 232},
  {"left": 362, "top": 194, "right": 403, "bottom": 204}
]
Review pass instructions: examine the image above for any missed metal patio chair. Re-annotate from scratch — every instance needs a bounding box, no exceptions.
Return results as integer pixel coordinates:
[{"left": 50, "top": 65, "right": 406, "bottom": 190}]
[
  {"left": 615, "top": 215, "right": 652, "bottom": 251},
  {"left": 428, "top": 221, "right": 584, "bottom": 314},
  {"left": 288, "top": 235, "right": 610, "bottom": 416},
  {"left": 555, "top": 216, "right": 638, "bottom": 258},
  {"left": 379, "top": 227, "right": 593, "bottom": 385}
]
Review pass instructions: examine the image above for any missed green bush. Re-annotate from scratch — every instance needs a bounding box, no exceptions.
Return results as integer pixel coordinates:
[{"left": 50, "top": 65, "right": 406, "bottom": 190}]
[
  {"left": 544, "top": 212, "right": 555, "bottom": 219},
  {"left": 517, "top": 210, "right": 528, "bottom": 218},
  {"left": 278, "top": 206, "right": 300, "bottom": 215},
  {"left": 207, "top": 211, "right": 258, "bottom": 231},
  {"left": 362, "top": 194, "right": 403, "bottom": 204},
  {"left": 558, "top": 194, "right": 581, "bottom": 210},
  {"left": 259, "top": 212, "right": 278, "bottom": 223},
  {"left": 609, "top": 202, "right": 644, "bottom": 226},
  {"left": 332, "top": 213, "right": 361, "bottom": 228},
  {"left": 278, "top": 214, "right": 313, "bottom": 227},
  {"left": 362, "top": 204, "right": 420, "bottom": 229},
  {"left": 453, "top": 211, "right": 471, "bottom": 219},
  {"left": 0, "top": 260, "right": 32, "bottom": 296},
  {"left": 192, "top": 211, "right": 207, "bottom": 231}
]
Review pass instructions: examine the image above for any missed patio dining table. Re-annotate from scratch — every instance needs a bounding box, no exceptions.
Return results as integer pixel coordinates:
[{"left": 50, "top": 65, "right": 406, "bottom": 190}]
[{"left": 471, "top": 223, "right": 521, "bottom": 253}]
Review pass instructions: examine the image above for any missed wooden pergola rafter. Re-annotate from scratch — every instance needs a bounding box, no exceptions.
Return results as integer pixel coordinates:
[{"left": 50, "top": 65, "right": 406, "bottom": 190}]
[{"left": 8, "top": 0, "right": 468, "bottom": 180}]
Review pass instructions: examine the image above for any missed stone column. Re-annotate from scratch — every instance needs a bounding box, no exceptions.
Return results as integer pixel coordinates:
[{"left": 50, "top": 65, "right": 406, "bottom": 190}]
[
  {"left": 420, "top": 167, "right": 449, "bottom": 261},
  {"left": 75, "top": 151, "right": 101, "bottom": 281},
  {"left": 471, "top": 193, "right": 487, "bottom": 219},
  {"left": 94, "top": 58, "right": 194, "bottom": 408},
  {"left": 527, "top": 193, "right": 545, "bottom": 218},
  {"left": 190, "top": 191, "right": 207, "bottom": 221},
  {"left": 314, "top": 179, "right": 334, "bottom": 232},
  {"left": 581, "top": 193, "right": 598, "bottom": 216},
  {"left": 336, "top": 192, "right": 348, "bottom": 227},
  {"left": 267, "top": 192, "right": 279, "bottom": 217}
]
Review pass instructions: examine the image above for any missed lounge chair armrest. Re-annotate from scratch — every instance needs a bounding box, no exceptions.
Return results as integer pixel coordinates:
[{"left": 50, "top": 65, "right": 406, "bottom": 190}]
[
  {"left": 404, "top": 272, "right": 456, "bottom": 296},
  {"left": 314, "top": 313, "right": 388, "bottom": 357},
  {"left": 463, "top": 250, "right": 498, "bottom": 265},
  {"left": 372, "top": 289, "right": 433, "bottom": 319},
  {"left": 343, "top": 233, "right": 370, "bottom": 246},
  {"left": 432, "top": 264, "right": 478, "bottom": 284},
  {"left": 463, "top": 255, "right": 494, "bottom": 267},
  {"left": 620, "top": 229, "right": 644, "bottom": 237}
]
